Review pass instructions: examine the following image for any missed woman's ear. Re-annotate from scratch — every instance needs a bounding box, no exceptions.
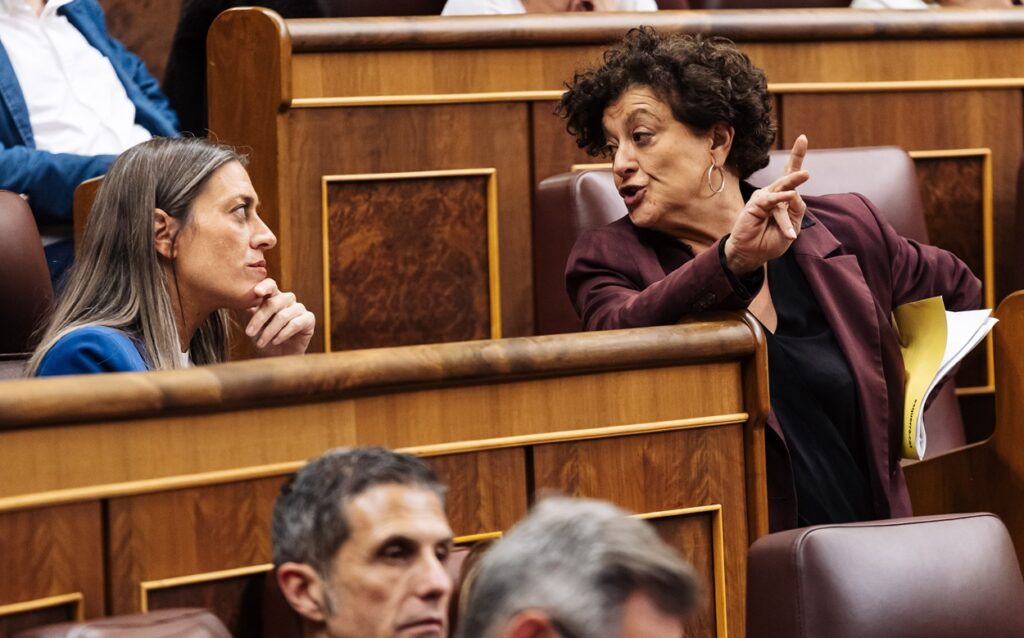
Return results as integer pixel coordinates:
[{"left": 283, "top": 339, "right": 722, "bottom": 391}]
[
  {"left": 709, "top": 123, "right": 736, "bottom": 167},
  {"left": 153, "top": 208, "right": 177, "bottom": 259}
]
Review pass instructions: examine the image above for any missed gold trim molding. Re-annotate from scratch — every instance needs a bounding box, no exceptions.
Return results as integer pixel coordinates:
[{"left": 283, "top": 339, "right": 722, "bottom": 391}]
[
  {"left": 140, "top": 564, "right": 273, "bottom": 613},
  {"left": 0, "top": 592, "right": 84, "bottom": 621},
  {"left": 293, "top": 91, "right": 563, "bottom": 108},
  {"left": 636, "top": 505, "right": 728, "bottom": 638},
  {"left": 320, "top": 168, "right": 502, "bottom": 352},
  {"left": 570, "top": 162, "right": 612, "bottom": 172},
  {"left": 454, "top": 531, "right": 503, "bottom": 545},
  {"left": 288, "top": 78, "right": 1024, "bottom": 110}
]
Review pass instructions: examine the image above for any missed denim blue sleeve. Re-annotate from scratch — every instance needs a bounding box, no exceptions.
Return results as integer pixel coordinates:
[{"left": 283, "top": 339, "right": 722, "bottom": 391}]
[
  {"left": 0, "top": 146, "right": 114, "bottom": 224},
  {"left": 35, "top": 326, "right": 149, "bottom": 377}
]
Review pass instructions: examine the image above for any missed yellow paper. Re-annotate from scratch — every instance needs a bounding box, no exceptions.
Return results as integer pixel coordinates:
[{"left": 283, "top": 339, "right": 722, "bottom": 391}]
[{"left": 893, "top": 296, "right": 947, "bottom": 460}]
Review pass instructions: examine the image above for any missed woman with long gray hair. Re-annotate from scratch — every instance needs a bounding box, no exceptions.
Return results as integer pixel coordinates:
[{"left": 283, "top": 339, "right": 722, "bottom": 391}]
[{"left": 27, "top": 137, "right": 314, "bottom": 376}]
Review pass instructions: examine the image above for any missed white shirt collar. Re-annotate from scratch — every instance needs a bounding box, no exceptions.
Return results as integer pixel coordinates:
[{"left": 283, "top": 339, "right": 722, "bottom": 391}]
[{"left": 0, "top": 0, "right": 75, "bottom": 18}]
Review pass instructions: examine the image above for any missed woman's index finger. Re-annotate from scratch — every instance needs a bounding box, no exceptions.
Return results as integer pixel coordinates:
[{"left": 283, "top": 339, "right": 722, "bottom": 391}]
[{"left": 784, "top": 134, "right": 809, "bottom": 175}]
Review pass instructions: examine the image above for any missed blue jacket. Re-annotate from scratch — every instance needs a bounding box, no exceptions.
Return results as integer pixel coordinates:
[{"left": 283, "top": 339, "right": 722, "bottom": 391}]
[
  {"left": 35, "top": 326, "right": 148, "bottom": 376},
  {"left": 0, "top": 0, "right": 178, "bottom": 225}
]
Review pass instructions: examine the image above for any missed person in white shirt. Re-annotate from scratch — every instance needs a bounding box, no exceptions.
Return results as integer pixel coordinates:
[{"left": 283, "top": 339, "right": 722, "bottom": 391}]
[
  {"left": 0, "top": 0, "right": 178, "bottom": 284},
  {"left": 442, "top": 0, "right": 658, "bottom": 15}
]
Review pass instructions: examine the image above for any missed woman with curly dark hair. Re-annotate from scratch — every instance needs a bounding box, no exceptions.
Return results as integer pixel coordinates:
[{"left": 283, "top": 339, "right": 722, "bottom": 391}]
[{"left": 561, "top": 28, "right": 981, "bottom": 531}]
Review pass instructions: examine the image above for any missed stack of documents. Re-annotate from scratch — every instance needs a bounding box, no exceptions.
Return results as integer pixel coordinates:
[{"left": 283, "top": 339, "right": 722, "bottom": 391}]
[{"left": 894, "top": 296, "right": 997, "bottom": 460}]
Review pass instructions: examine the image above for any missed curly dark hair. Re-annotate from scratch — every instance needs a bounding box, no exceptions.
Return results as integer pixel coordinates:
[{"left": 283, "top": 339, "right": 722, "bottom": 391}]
[{"left": 558, "top": 27, "right": 776, "bottom": 179}]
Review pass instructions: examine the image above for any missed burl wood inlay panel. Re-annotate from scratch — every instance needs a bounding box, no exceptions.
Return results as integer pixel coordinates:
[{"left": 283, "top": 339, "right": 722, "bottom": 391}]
[
  {"left": 531, "top": 427, "right": 747, "bottom": 638},
  {"left": 325, "top": 174, "right": 494, "bottom": 350},
  {"left": 648, "top": 513, "right": 719, "bottom": 638},
  {"left": 107, "top": 477, "right": 284, "bottom": 614},
  {"left": 913, "top": 155, "right": 988, "bottom": 388}
]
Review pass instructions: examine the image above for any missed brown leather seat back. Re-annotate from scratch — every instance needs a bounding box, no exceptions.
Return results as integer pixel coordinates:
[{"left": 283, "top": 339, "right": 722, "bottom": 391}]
[
  {"left": 747, "top": 513, "right": 1024, "bottom": 638},
  {"left": 533, "top": 170, "right": 626, "bottom": 335},
  {"left": 14, "top": 608, "right": 231, "bottom": 638},
  {"left": 749, "top": 146, "right": 931, "bottom": 242},
  {"left": 0, "top": 191, "right": 53, "bottom": 355}
]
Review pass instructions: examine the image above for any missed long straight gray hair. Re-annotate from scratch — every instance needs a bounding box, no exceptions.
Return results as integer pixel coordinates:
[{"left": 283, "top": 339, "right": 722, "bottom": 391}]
[{"left": 26, "top": 137, "right": 247, "bottom": 375}]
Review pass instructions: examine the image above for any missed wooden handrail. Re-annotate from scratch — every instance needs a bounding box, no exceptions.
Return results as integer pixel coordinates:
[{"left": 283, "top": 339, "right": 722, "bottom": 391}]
[
  {"left": 284, "top": 9, "right": 1024, "bottom": 52},
  {"left": 0, "top": 316, "right": 756, "bottom": 429}
]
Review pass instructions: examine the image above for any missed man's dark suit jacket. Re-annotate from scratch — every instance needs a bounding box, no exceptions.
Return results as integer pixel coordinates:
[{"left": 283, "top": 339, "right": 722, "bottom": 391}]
[{"left": 566, "top": 192, "right": 982, "bottom": 531}]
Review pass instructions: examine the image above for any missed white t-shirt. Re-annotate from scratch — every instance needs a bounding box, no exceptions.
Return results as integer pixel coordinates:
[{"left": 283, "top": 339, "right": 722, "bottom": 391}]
[
  {"left": 442, "top": 0, "right": 659, "bottom": 15},
  {"left": 0, "top": 0, "right": 152, "bottom": 156}
]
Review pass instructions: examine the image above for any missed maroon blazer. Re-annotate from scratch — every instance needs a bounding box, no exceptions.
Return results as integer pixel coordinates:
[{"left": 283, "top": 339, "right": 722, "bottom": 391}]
[{"left": 566, "top": 192, "right": 982, "bottom": 531}]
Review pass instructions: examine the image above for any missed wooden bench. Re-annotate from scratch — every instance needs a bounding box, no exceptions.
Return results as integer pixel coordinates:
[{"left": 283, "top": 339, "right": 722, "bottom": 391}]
[
  {"left": 0, "top": 315, "right": 769, "bottom": 637},
  {"left": 199, "top": 8, "right": 1018, "bottom": 435}
]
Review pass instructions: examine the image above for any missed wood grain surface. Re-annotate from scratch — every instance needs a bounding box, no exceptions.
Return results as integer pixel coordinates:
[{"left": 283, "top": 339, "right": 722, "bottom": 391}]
[
  {"left": 533, "top": 428, "right": 748, "bottom": 637},
  {"left": 285, "top": 10, "right": 1024, "bottom": 52},
  {"left": 99, "top": 0, "right": 181, "bottom": 81},
  {"left": 649, "top": 513, "right": 719, "bottom": 638},
  {"left": 325, "top": 173, "right": 493, "bottom": 350},
  {"left": 0, "top": 503, "right": 104, "bottom": 623},
  {"left": 0, "top": 317, "right": 754, "bottom": 431},
  {"left": 203, "top": 8, "right": 1024, "bottom": 372},
  {"left": 913, "top": 155, "right": 988, "bottom": 388},
  {"left": 0, "top": 319, "right": 768, "bottom": 634}
]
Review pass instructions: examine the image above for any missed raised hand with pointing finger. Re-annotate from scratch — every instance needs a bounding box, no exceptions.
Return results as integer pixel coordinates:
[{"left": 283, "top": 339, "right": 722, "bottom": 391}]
[
  {"left": 560, "top": 29, "right": 981, "bottom": 532},
  {"left": 724, "top": 134, "right": 809, "bottom": 275}
]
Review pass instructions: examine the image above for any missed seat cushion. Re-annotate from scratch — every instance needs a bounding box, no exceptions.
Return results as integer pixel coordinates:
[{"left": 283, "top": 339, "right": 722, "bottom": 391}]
[
  {"left": 747, "top": 513, "right": 1024, "bottom": 638},
  {"left": 0, "top": 191, "right": 53, "bottom": 354},
  {"left": 14, "top": 608, "right": 231, "bottom": 638}
]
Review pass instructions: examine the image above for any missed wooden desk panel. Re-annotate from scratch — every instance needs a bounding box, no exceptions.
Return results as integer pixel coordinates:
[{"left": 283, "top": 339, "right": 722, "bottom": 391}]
[
  {"left": 207, "top": 8, "right": 1024, "bottom": 364},
  {"left": 0, "top": 503, "right": 103, "bottom": 631},
  {"left": 107, "top": 478, "right": 282, "bottom": 616},
  {"left": 533, "top": 427, "right": 748, "bottom": 638},
  {"left": 285, "top": 103, "right": 532, "bottom": 350},
  {"left": 0, "top": 319, "right": 768, "bottom": 634}
]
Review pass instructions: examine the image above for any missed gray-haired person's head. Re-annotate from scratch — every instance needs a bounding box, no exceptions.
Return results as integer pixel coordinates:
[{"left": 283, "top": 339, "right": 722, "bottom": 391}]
[
  {"left": 27, "top": 137, "right": 245, "bottom": 374},
  {"left": 272, "top": 447, "right": 447, "bottom": 578},
  {"left": 457, "top": 497, "right": 698, "bottom": 638}
]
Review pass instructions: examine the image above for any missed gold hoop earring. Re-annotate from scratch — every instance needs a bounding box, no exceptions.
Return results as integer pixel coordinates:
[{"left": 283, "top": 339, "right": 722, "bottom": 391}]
[{"left": 706, "top": 161, "right": 726, "bottom": 195}]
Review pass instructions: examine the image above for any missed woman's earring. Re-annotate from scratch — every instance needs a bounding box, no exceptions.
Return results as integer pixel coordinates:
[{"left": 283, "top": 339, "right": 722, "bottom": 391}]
[{"left": 706, "top": 161, "right": 726, "bottom": 195}]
